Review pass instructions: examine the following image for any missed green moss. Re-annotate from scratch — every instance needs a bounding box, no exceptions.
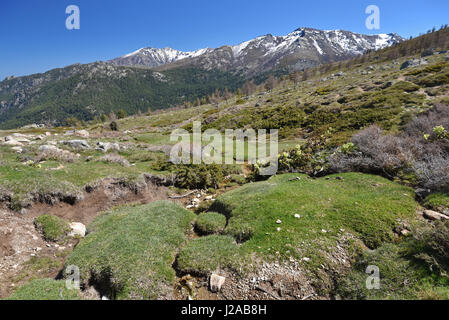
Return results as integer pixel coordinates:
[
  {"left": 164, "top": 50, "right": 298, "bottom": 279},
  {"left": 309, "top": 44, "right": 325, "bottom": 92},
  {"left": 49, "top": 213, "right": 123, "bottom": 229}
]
[
  {"left": 176, "top": 235, "right": 240, "bottom": 275},
  {"left": 34, "top": 214, "right": 70, "bottom": 242},
  {"left": 64, "top": 201, "right": 195, "bottom": 300},
  {"left": 196, "top": 212, "right": 227, "bottom": 235},
  {"left": 5, "top": 279, "right": 81, "bottom": 300}
]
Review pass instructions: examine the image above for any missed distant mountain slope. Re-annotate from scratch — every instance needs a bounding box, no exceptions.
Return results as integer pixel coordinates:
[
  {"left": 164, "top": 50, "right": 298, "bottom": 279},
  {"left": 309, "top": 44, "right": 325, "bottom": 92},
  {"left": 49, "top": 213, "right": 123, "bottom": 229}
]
[
  {"left": 111, "top": 27, "right": 403, "bottom": 76},
  {"left": 0, "top": 63, "right": 243, "bottom": 129},
  {"left": 0, "top": 27, "right": 404, "bottom": 129}
]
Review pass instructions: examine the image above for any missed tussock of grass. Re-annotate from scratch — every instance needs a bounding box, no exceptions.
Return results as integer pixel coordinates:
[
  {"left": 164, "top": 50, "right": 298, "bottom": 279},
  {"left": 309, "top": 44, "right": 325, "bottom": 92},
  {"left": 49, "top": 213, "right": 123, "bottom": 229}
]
[
  {"left": 195, "top": 212, "right": 227, "bottom": 235},
  {"left": 64, "top": 201, "right": 195, "bottom": 299},
  {"left": 34, "top": 214, "right": 70, "bottom": 242},
  {"left": 176, "top": 235, "right": 240, "bottom": 275},
  {"left": 5, "top": 279, "right": 80, "bottom": 300}
]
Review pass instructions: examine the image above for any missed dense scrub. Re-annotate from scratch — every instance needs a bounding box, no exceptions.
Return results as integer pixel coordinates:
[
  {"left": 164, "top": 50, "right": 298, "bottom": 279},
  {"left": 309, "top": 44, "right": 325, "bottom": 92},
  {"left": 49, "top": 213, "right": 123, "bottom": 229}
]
[{"left": 329, "top": 104, "right": 449, "bottom": 192}]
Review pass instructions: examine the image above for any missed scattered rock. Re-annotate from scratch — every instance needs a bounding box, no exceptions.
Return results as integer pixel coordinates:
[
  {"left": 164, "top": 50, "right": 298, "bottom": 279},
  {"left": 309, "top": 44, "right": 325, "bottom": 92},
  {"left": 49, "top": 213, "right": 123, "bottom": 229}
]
[
  {"left": 69, "top": 222, "right": 86, "bottom": 237},
  {"left": 294, "top": 214, "right": 301, "bottom": 219},
  {"left": 75, "top": 130, "right": 89, "bottom": 138},
  {"left": 210, "top": 274, "right": 226, "bottom": 293},
  {"left": 400, "top": 58, "right": 428, "bottom": 70},
  {"left": 423, "top": 210, "right": 449, "bottom": 221},
  {"left": 96, "top": 141, "right": 119, "bottom": 152},
  {"left": 276, "top": 219, "right": 282, "bottom": 224}
]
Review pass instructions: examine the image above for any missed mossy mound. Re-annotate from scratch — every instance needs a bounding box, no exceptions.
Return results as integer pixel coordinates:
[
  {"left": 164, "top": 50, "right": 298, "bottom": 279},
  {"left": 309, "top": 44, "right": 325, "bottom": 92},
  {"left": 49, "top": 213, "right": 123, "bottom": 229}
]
[
  {"left": 195, "top": 212, "right": 227, "bottom": 235},
  {"left": 34, "top": 214, "right": 70, "bottom": 242},
  {"left": 64, "top": 201, "right": 195, "bottom": 299}
]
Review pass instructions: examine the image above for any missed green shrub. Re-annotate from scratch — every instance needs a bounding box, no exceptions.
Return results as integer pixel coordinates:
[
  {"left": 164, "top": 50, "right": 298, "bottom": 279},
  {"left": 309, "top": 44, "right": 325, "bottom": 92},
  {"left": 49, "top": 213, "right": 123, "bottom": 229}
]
[
  {"left": 34, "top": 214, "right": 70, "bottom": 242},
  {"left": 390, "top": 81, "right": 420, "bottom": 93},
  {"left": 416, "top": 72, "right": 449, "bottom": 87},
  {"left": 5, "top": 279, "right": 80, "bottom": 300},
  {"left": 230, "top": 174, "right": 246, "bottom": 185},
  {"left": 109, "top": 121, "right": 118, "bottom": 131},
  {"left": 196, "top": 212, "right": 227, "bottom": 235},
  {"left": 176, "top": 235, "right": 240, "bottom": 275}
]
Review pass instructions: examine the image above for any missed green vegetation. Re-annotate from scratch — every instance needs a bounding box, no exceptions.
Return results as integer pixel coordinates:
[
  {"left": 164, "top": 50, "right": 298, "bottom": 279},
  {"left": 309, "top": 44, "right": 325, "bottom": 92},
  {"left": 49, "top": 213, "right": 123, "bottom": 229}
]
[
  {"left": 176, "top": 235, "right": 240, "bottom": 275},
  {"left": 64, "top": 201, "right": 195, "bottom": 299},
  {"left": 34, "top": 214, "right": 70, "bottom": 242},
  {"left": 338, "top": 221, "right": 449, "bottom": 300},
  {"left": 5, "top": 279, "right": 81, "bottom": 300},
  {"left": 195, "top": 212, "right": 227, "bottom": 234},
  {"left": 173, "top": 172, "right": 419, "bottom": 290},
  {"left": 0, "top": 65, "right": 244, "bottom": 129},
  {"left": 424, "top": 193, "right": 449, "bottom": 211}
]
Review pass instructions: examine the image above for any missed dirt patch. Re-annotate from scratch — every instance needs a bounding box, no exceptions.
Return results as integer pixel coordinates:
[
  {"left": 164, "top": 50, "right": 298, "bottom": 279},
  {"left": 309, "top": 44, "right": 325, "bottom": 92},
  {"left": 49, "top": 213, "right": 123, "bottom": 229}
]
[
  {"left": 0, "top": 178, "right": 173, "bottom": 299},
  {"left": 27, "top": 178, "right": 171, "bottom": 225}
]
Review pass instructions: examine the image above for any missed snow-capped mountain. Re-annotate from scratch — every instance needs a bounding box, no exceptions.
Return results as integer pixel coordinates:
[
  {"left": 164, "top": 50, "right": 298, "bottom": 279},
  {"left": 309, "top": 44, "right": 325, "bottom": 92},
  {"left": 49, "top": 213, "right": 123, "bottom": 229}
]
[
  {"left": 110, "top": 27, "right": 403, "bottom": 76},
  {"left": 109, "top": 47, "right": 213, "bottom": 67}
]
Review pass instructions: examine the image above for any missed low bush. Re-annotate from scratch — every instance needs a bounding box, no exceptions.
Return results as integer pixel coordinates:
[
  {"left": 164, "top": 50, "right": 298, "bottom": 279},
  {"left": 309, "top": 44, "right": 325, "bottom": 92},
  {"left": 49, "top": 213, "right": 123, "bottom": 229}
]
[
  {"left": 98, "top": 153, "right": 130, "bottom": 167},
  {"left": 330, "top": 105, "right": 449, "bottom": 191},
  {"left": 35, "top": 148, "right": 79, "bottom": 163}
]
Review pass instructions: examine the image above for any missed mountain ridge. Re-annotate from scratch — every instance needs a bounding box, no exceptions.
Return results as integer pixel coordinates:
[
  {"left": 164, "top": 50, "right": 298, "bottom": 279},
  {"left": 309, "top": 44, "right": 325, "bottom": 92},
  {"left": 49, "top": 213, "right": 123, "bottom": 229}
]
[{"left": 110, "top": 27, "right": 404, "bottom": 76}]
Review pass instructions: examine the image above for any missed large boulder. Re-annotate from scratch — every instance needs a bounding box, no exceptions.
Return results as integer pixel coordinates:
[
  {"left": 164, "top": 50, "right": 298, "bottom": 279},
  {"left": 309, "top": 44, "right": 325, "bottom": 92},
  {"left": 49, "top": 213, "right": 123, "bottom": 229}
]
[
  {"left": 400, "top": 58, "right": 428, "bottom": 70},
  {"left": 61, "top": 140, "right": 91, "bottom": 149}
]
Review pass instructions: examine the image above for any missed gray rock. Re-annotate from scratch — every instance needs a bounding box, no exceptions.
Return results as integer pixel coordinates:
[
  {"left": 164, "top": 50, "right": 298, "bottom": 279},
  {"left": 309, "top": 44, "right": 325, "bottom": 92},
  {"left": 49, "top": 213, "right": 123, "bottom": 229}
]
[
  {"left": 62, "top": 140, "right": 91, "bottom": 149},
  {"left": 96, "top": 141, "right": 120, "bottom": 152},
  {"left": 415, "top": 188, "right": 431, "bottom": 200},
  {"left": 400, "top": 58, "right": 428, "bottom": 70}
]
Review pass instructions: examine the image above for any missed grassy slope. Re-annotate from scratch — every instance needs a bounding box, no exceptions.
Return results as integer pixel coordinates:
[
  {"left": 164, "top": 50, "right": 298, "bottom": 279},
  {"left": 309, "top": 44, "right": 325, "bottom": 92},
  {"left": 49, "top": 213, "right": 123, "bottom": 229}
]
[
  {"left": 5, "top": 279, "right": 80, "bottom": 300},
  {"left": 177, "top": 173, "right": 419, "bottom": 289},
  {"left": 64, "top": 201, "right": 195, "bottom": 299}
]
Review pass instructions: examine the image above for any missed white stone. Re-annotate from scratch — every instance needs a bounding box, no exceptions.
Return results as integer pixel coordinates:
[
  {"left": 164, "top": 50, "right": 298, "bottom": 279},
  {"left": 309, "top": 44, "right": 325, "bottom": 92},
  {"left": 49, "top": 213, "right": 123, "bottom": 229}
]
[
  {"left": 69, "top": 222, "right": 86, "bottom": 237},
  {"left": 210, "top": 274, "right": 226, "bottom": 292}
]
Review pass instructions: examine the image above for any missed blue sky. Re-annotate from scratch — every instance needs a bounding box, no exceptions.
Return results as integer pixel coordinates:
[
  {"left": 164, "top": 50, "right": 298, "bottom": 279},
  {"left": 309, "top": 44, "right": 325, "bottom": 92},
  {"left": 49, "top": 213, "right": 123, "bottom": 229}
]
[{"left": 0, "top": 0, "right": 448, "bottom": 79}]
